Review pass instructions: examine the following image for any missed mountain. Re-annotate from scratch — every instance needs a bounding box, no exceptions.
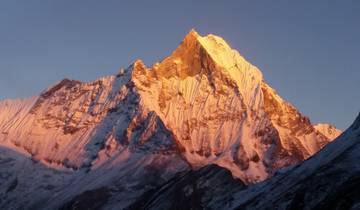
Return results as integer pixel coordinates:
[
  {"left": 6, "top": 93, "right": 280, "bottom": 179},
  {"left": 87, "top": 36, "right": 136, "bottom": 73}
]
[
  {"left": 131, "top": 30, "right": 343, "bottom": 182},
  {"left": 0, "top": 30, "right": 341, "bottom": 209}
]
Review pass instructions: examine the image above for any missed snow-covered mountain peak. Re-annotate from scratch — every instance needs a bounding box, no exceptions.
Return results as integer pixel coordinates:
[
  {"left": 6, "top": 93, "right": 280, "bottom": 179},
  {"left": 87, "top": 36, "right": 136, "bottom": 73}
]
[
  {"left": 146, "top": 30, "right": 263, "bottom": 83},
  {"left": 182, "top": 28, "right": 200, "bottom": 42},
  {"left": 133, "top": 31, "right": 264, "bottom": 108},
  {"left": 130, "top": 31, "right": 340, "bottom": 183},
  {"left": 180, "top": 29, "right": 253, "bottom": 68}
]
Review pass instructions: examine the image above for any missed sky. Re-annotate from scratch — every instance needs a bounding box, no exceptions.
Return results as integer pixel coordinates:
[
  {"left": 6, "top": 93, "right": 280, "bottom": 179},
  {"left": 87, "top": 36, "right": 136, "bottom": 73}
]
[{"left": 0, "top": 0, "right": 359, "bottom": 129}]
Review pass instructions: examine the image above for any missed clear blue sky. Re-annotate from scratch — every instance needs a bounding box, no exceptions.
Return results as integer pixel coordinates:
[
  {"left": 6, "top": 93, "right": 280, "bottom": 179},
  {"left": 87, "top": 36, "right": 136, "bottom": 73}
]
[{"left": 0, "top": 0, "right": 359, "bottom": 129}]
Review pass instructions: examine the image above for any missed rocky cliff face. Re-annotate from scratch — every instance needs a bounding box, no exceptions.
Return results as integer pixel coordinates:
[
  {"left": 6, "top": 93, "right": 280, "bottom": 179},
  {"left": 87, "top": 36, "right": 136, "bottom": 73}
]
[{"left": 0, "top": 30, "right": 341, "bottom": 209}]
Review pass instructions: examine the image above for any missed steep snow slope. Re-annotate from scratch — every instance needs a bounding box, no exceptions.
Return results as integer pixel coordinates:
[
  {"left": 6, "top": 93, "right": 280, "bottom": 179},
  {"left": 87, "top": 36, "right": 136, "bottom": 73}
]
[
  {"left": 232, "top": 113, "right": 360, "bottom": 210},
  {"left": 0, "top": 97, "right": 37, "bottom": 129}
]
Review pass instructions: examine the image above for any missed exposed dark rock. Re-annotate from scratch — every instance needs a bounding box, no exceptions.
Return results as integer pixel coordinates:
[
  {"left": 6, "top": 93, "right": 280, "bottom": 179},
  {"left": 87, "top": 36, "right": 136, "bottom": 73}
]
[
  {"left": 127, "top": 165, "right": 246, "bottom": 210},
  {"left": 59, "top": 187, "right": 111, "bottom": 210}
]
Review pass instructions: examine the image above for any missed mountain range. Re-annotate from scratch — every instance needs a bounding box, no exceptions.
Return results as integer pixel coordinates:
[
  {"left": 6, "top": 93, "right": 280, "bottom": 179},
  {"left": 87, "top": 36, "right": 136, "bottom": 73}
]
[{"left": 0, "top": 30, "right": 354, "bottom": 210}]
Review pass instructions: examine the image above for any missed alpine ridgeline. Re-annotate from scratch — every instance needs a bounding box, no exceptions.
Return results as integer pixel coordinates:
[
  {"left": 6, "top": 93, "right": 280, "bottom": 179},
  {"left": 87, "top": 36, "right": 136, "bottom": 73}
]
[{"left": 0, "top": 30, "right": 341, "bottom": 209}]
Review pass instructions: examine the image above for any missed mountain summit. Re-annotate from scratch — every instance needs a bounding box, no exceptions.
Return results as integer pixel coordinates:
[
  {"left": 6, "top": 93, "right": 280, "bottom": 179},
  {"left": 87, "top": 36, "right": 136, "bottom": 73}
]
[{"left": 0, "top": 30, "right": 341, "bottom": 209}]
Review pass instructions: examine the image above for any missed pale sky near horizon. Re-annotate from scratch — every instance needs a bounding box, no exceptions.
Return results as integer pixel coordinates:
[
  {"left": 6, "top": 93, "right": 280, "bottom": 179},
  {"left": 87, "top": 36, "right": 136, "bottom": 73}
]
[{"left": 0, "top": 0, "right": 359, "bottom": 129}]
